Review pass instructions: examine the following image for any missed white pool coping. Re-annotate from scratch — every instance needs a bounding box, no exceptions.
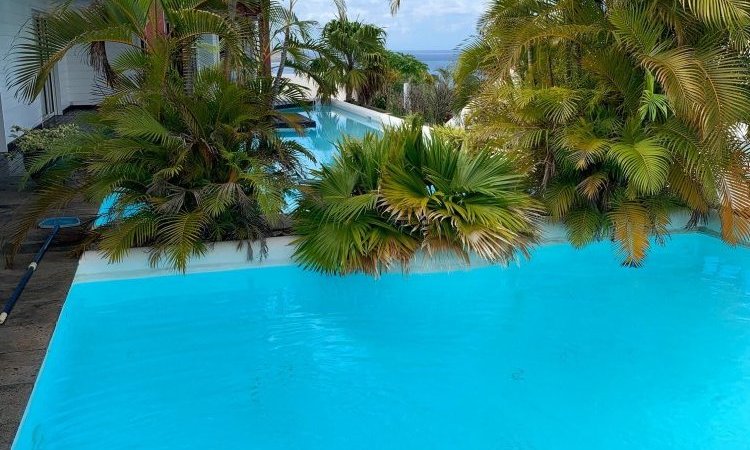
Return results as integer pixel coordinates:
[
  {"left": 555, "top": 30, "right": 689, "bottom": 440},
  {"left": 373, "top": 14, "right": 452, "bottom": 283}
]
[
  {"left": 330, "top": 100, "right": 432, "bottom": 136},
  {"left": 72, "top": 211, "right": 730, "bottom": 284},
  {"left": 330, "top": 100, "right": 405, "bottom": 128}
]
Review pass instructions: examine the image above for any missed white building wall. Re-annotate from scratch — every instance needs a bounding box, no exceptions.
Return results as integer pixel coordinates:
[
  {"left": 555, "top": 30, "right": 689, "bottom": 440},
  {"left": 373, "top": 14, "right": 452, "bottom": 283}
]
[
  {"left": 0, "top": 0, "right": 115, "bottom": 152},
  {"left": 0, "top": 0, "right": 49, "bottom": 150},
  {"left": 58, "top": 42, "right": 129, "bottom": 107},
  {"left": 59, "top": 47, "right": 100, "bottom": 107}
]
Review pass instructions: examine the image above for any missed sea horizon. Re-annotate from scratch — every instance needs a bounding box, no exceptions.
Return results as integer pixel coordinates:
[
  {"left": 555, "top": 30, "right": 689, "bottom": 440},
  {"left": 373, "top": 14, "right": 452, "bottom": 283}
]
[{"left": 394, "top": 49, "right": 460, "bottom": 72}]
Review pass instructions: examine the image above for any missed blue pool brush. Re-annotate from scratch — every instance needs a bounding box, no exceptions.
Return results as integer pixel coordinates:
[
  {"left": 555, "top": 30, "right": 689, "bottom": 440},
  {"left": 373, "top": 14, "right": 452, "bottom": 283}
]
[{"left": 0, "top": 217, "right": 81, "bottom": 325}]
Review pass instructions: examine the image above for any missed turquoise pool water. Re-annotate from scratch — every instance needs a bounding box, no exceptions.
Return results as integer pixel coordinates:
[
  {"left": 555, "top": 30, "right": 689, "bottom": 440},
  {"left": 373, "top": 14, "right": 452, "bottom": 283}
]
[
  {"left": 14, "top": 233, "right": 750, "bottom": 449},
  {"left": 278, "top": 105, "right": 382, "bottom": 172}
]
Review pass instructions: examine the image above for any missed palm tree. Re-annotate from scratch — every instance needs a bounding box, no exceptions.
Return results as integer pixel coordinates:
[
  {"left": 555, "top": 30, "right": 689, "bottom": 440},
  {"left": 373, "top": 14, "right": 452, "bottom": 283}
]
[
  {"left": 293, "top": 121, "right": 542, "bottom": 275},
  {"left": 235, "top": 0, "right": 288, "bottom": 78},
  {"left": 310, "top": 2, "right": 387, "bottom": 102},
  {"left": 8, "top": 0, "right": 314, "bottom": 271},
  {"left": 256, "top": 0, "right": 273, "bottom": 77},
  {"left": 12, "top": 0, "right": 251, "bottom": 101},
  {"left": 269, "top": 0, "right": 321, "bottom": 97},
  {"left": 10, "top": 67, "right": 312, "bottom": 271},
  {"left": 457, "top": 0, "right": 750, "bottom": 266}
]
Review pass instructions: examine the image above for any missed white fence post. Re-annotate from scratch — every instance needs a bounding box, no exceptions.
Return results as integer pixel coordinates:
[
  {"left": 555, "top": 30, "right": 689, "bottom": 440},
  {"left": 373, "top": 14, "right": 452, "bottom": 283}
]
[{"left": 403, "top": 82, "right": 411, "bottom": 112}]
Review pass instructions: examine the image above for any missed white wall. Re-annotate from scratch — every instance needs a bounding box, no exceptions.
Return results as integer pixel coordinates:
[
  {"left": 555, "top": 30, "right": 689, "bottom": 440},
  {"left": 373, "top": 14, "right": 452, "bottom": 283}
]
[
  {"left": 57, "top": 42, "right": 129, "bottom": 108},
  {"left": 284, "top": 73, "right": 348, "bottom": 101},
  {"left": 0, "top": 0, "right": 111, "bottom": 151},
  {"left": 0, "top": 0, "right": 48, "bottom": 150},
  {"left": 59, "top": 47, "right": 99, "bottom": 107}
]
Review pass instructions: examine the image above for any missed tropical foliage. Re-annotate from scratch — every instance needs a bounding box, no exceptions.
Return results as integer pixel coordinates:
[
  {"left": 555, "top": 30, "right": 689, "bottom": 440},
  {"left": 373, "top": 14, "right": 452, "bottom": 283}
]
[
  {"left": 385, "top": 51, "right": 431, "bottom": 83},
  {"left": 293, "top": 121, "right": 542, "bottom": 275},
  {"left": 310, "top": 1, "right": 387, "bottom": 102},
  {"left": 457, "top": 0, "right": 750, "bottom": 265},
  {"left": 14, "top": 0, "right": 244, "bottom": 100},
  {"left": 12, "top": 0, "right": 749, "bottom": 274},
  {"left": 384, "top": 68, "right": 462, "bottom": 124},
  {"left": 20, "top": 70, "right": 312, "bottom": 270},
  {"left": 7, "top": 124, "right": 82, "bottom": 179},
  {"left": 8, "top": 0, "right": 313, "bottom": 270}
]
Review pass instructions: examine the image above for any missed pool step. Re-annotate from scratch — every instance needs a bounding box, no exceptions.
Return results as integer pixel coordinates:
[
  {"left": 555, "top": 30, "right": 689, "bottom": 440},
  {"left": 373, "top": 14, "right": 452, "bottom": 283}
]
[{"left": 273, "top": 112, "right": 316, "bottom": 129}]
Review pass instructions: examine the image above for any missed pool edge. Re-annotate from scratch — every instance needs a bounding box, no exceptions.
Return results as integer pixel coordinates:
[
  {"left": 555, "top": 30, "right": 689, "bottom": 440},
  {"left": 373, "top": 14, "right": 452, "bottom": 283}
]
[{"left": 72, "top": 212, "right": 734, "bottom": 285}]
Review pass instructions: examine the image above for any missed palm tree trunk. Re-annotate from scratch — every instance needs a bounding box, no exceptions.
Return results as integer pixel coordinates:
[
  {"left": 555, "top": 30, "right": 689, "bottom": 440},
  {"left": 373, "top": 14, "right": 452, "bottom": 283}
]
[
  {"left": 224, "top": 0, "right": 238, "bottom": 78},
  {"left": 181, "top": 44, "right": 196, "bottom": 95},
  {"left": 145, "top": 2, "right": 167, "bottom": 45},
  {"left": 259, "top": 0, "right": 272, "bottom": 78},
  {"left": 345, "top": 58, "right": 355, "bottom": 102},
  {"left": 272, "top": 26, "right": 291, "bottom": 97},
  {"left": 547, "top": 48, "right": 554, "bottom": 87},
  {"left": 526, "top": 46, "right": 536, "bottom": 86}
]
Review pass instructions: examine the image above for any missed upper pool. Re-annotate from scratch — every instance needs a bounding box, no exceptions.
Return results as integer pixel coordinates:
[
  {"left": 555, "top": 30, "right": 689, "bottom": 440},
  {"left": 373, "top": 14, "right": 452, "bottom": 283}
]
[
  {"left": 13, "top": 233, "right": 750, "bottom": 449},
  {"left": 278, "top": 104, "right": 382, "bottom": 172}
]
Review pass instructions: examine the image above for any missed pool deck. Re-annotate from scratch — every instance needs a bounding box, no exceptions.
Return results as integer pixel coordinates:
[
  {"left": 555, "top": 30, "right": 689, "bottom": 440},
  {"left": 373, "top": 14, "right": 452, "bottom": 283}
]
[{"left": 0, "top": 159, "right": 97, "bottom": 449}]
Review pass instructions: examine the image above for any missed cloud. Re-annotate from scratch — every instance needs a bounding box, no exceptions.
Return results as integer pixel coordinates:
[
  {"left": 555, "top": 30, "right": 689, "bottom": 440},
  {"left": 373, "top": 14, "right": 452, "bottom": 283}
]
[{"left": 293, "top": 0, "right": 485, "bottom": 50}]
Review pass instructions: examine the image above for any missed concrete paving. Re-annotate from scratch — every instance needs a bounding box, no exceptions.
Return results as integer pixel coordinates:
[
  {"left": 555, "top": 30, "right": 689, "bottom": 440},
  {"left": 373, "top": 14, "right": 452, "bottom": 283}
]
[{"left": 0, "top": 159, "right": 97, "bottom": 449}]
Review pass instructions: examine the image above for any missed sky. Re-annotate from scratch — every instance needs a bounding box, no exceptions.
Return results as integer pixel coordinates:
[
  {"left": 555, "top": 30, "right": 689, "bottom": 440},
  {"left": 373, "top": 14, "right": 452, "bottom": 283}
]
[{"left": 294, "top": 0, "right": 487, "bottom": 51}]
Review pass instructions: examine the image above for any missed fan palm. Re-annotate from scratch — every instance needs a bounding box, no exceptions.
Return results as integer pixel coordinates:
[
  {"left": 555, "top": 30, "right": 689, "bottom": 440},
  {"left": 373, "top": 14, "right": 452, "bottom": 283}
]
[
  {"left": 293, "top": 121, "right": 542, "bottom": 275},
  {"left": 458, "top": 0, "right": 750, "bottom": 266}
]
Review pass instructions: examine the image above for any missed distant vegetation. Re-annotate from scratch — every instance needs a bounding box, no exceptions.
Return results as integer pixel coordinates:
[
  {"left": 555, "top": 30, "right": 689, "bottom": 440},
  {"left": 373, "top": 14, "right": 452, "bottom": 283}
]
[{"left": 309, "top": 5, "right": 464, "bottom": 125}]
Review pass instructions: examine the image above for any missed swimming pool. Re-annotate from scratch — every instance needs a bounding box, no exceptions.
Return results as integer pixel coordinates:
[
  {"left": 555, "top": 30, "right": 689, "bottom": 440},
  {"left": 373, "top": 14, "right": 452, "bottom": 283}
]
[
  {"left": 278, "top": 104, "right": 382, "bottom": 172},
  {"left": 13, "top": 233, "right": 750, "bottom": 449}
]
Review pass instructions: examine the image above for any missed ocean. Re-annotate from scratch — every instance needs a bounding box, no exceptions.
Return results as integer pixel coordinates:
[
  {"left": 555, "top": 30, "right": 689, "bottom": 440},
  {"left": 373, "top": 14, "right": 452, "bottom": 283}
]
[{"left": 401, "top": 50, "right": 460, "bottom": 72}]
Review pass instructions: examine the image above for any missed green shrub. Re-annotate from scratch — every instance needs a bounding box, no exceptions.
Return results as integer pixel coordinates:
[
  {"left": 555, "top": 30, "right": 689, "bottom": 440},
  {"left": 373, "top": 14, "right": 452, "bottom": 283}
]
[
  {"left": 10, "top": 70, "right": 311, "bottom": 272},
  {"left": 292, "top": 121, "right": 542, "bottom": 275},
  {"left": 383, "top": 69, "right": 461, "bottom": 125},
  {"left": 457, "top": 0, "right": 750, "bottom": 264},
  {"left": 8, "top": 124, "right": 82, "bottom": 177}
]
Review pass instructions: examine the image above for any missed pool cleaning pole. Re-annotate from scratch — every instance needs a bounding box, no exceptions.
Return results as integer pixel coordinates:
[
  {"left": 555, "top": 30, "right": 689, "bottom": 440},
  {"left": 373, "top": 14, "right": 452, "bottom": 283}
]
[{"left": 0, "top": 224, "right": 60, "bottom": 325}]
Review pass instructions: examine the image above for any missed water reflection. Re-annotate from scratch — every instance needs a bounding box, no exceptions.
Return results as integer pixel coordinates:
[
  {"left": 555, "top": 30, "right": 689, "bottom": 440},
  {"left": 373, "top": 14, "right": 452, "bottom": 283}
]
[{"left": 278, "top": 105, "right": 382, "bottom": 172}]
